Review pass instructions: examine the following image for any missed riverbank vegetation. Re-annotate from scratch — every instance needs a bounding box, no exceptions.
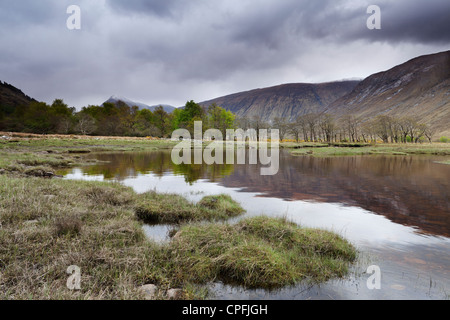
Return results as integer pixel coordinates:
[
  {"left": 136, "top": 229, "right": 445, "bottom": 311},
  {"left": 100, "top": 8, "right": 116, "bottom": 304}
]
[
  {"left": 0, "top": 98, "right": 236, "bottom": 138},
  {"left": 167, "top": 216, "right": 356, "bottom": 289},
  {"left": 287, "top": 142, "right": 450, "bottom": 157},
  {"left": 0, "top": 136, "right": 359, "bottom": 299},
  {"left": 135, "top": 193, "right": 245, "bottom": 224},
  {"left": 0, "top": 173, "right": 356, "bottom": 299}
]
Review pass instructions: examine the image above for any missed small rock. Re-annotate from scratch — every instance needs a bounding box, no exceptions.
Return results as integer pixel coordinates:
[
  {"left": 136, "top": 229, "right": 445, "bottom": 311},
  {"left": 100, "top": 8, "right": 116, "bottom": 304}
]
[
  {"left": 139, "top": 284, "right": 158, "bottom": 300},
  {"left": 167, "top": 288, "right": 184, "bottom": 300}
]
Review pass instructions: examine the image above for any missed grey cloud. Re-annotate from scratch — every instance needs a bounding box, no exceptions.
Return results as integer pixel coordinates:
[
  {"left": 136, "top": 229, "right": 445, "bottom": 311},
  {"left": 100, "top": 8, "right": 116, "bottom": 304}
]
[
  {"left": 107, "top": 0, "right": 186, "bottom": 18},
  {"left": 0, "top": 0, "right": 71, "bottom": 26},
  {"left": 364, "top": 0, "right": 450, "bottom": 44},
  {"left": 291, "top": 0, "right": 450, "bottom": 44},
  {"left": 0, "top": 0, "right": 449, "bottom": 109}
]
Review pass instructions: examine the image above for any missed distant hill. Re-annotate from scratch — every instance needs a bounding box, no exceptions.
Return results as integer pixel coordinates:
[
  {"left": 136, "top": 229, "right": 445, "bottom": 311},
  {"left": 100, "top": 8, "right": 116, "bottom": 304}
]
[
  {"left": 104, "top": 96, "right": 176, "bottom": 113},
  {"left": 199, "top": 81, "right": 360, "bottom": 122},
  {"left": 326, "top": 50, "right": 450, "bottom": 137},
  {"left": 0, "top": 81, "right": 35, "bottom": 112}
]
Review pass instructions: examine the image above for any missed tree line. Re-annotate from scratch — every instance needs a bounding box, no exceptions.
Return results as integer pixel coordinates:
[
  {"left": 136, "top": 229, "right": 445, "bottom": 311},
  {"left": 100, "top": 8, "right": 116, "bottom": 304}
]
[
  {"left": 0, "top": 99, "right": 236, "bottom": 138},
  {"left": 236, "top": 113, "right": 437, "bottom": 143},
  {"left": 0, "top": 98, "right": 440, "bottom": 143}
]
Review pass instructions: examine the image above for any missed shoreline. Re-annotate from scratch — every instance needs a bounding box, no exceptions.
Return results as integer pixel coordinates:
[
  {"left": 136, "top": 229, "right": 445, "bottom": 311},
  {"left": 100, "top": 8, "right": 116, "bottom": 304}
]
[{"left": 0, "top": 135, "right": 359, "bottom": 300}]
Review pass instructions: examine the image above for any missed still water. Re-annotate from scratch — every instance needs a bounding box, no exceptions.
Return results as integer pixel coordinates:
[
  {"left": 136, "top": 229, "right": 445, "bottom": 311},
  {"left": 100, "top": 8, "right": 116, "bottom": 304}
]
[{"left": 61, "top": 150, "right": 450, "bottom": 300}]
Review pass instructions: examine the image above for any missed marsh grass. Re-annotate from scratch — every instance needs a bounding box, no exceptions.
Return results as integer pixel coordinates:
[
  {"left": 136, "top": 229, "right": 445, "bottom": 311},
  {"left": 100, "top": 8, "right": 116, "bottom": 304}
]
[
  {"left": 165, "top": 216, "right": 357, "bottom": 289},
  {"left": 0, "top": 174, "right": 357, "bottom": 299},
  {"left": 135, "top": 192, "right": 245, "bottom": 224},
  {"left": 0, "top": 135, "right": 359, "bottom": 299},
  {"left": 0, "top": 176, "right": 159, "bottom": 299},
  {"left": 290, "top": 143, "right": 450, "bottom": 157}
]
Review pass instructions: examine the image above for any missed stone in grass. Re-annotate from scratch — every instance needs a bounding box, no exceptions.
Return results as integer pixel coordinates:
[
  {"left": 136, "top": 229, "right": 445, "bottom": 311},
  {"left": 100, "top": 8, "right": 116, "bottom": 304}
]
[
  {"left": 139, "top": 284, "right": 158, "bottom": 300},
  {"left": 167, "top": 288, "right": 184, "bottom": 300}
]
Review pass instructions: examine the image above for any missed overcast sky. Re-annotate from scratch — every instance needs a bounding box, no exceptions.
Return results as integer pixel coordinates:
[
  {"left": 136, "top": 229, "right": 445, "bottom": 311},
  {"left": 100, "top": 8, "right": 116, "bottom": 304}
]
[{"left": 1, "top": 0, "right": 449, "bottom": 109}]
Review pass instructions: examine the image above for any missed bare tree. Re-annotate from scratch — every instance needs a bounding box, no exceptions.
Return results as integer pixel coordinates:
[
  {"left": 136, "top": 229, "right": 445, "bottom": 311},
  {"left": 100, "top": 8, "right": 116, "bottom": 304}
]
[
  {"left": 303, "top": 113, "right": 320, "bottom": 142},
  {"left": 250, "top": 115, "right": 268, "bottom": 140},
  {"left": 374, "top": 115, "right": 391, "bottom": 143},
  {"left": 424, "top": 124, "right": 436, "bottom": 143},
  {"left": 272, "top": 117, "right": 289, "bottom": 141},
  {"left": 341, "top": 114, "right": 361, "bottom": 142},
  {"left": 288, "top": 120, "right": 301, "bottom": 142},
  {"left": 319, "top": 114, "right": 335, "bottom": 143},
  {"left": 75, "top": 114, "right": 96, "bottom": 135}
]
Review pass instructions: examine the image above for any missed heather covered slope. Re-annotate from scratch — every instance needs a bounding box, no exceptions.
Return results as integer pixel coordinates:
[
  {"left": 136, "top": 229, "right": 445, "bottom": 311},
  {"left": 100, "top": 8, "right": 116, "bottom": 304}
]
[
  {"left": 199, "top": 81, "right": 360, "bottom": 122},
  {"left": 326, "top": 51, "right": 450, "bottom": 137}
]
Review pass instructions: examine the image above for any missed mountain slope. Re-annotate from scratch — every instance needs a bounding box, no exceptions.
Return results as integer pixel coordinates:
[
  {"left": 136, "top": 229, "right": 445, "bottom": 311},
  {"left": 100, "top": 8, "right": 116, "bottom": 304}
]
[
  {"left": 0, "top": 81, "right": 35, "bottom": 111},
  {"left": 105, "top": 96, "right": 176, "bottom": 113},
  {"left": 199, "top": 81, "right": 360, "bottom": 122},
  {"left": 326, "top": 50, "right": 450, "bottom": 136}
]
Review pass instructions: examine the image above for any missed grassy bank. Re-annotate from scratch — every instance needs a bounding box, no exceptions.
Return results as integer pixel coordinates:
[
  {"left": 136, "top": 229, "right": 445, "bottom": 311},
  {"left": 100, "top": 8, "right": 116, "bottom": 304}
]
[
  {"left": 286, "top": 142, "right": 450, "bottom": 157},
  {"left": 0, "top": 133, "right": 178, "bottom": 177},
  {"left": 0, "top": 133, "right": 359, "bottom": 299},
  {"left": 0, "top": 175, "right": 356, "bottom": 299},
  {"left": 167, "top": 216, "right": 356, "bottom": 289}
]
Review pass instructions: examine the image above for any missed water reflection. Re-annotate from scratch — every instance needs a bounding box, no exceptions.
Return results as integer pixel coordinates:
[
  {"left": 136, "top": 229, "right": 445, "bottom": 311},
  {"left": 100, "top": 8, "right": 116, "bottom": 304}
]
[
  {"left": 61, "top": 150, "right": 450, "bottom": 300},
  {"left": 63, "top": 151, "right": 450, "bottom": 238}
]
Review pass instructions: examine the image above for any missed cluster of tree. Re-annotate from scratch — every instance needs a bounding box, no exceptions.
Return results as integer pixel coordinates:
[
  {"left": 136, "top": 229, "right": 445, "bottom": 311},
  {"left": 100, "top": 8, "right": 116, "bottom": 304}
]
[
  {"left": 236, "top": 113, "right": 437, "bottom": 143},
  {"left": 0, "top": 99, "right": 236, "bottom": 138}
]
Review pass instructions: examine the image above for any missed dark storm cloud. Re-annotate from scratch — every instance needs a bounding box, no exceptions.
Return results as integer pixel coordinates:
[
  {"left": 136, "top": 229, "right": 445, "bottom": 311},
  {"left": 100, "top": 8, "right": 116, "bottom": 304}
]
[
  {"left": 0, "top": 0, "right": 449, "bottom": 109},
  {"left": 218, "top": 0, "right": 450, "bottom": 45},
  {"left": 367, "top": 0, "right": 450, "bottom": 43},
  {"left": 325, "top": 0, "right": 450, "bottom": 44}
]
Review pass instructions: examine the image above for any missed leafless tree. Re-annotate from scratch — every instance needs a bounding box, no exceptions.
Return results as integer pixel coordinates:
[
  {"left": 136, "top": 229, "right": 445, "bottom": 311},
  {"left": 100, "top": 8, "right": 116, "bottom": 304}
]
[
  {"left": 319, "top": 114, "right": 336, "bottom": 143},
  {"left": 75, "top": 114, "right": 96, "bottom": 135}
]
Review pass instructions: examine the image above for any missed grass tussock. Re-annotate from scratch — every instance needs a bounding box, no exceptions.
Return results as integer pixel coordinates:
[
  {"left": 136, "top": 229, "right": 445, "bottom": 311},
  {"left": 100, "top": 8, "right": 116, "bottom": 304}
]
[
  {"left": 135, "top": 192, "right": 245, "bottom": 224},
  {"left": 165, "top": 216, "right": 357, "bottom": 289},
  {"left": 54, "top": 216, "right": 83, "bottom": 237}
]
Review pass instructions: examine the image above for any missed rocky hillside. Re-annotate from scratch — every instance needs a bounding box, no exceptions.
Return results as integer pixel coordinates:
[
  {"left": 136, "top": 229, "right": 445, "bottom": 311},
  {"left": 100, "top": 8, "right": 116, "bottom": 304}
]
[
  {"left": 326, "top": 50, "right": 450, "bottom": 136},
  {"left": 199, "top": 81, "right": 360, "bottom": 122}
]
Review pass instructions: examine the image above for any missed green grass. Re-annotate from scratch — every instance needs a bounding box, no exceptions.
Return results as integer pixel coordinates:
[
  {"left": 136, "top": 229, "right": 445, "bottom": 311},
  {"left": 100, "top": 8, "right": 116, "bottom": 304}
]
[
  {"left": 0, "top": 135, "right": 359, "bottom": 299},
  {"left": 135, "top": 192, "right": 245, "bottom": 224},
  {"left": 290, "top": 143, "right": 450, "bottom": 157},
  {"left": 165, "top": 216, "right": 357, "bottom": 289},
  {"left": 0, "top": 136, "right": 177, "bottom": 152},
  {"left": 0, "top": 175, "right": 357, "bottom": 299}
]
